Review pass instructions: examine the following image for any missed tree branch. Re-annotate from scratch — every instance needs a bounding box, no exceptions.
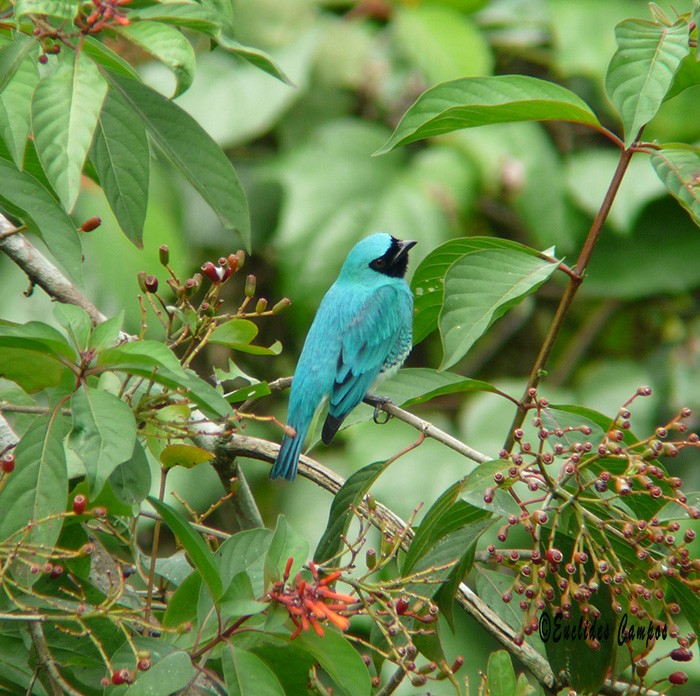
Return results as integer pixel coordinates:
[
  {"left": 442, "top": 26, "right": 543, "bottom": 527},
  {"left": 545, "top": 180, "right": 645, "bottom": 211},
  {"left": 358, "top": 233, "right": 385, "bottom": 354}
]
[{"left": 0, "top": 214, "right": 106, "bottom": 325}]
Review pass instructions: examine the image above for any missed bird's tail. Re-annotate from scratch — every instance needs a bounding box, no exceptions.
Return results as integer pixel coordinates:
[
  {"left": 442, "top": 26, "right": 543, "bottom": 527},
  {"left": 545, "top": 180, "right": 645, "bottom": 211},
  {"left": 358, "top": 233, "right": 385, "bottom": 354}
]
[{"left": 270, "top": 423, "right": 309, "bottom": 481}]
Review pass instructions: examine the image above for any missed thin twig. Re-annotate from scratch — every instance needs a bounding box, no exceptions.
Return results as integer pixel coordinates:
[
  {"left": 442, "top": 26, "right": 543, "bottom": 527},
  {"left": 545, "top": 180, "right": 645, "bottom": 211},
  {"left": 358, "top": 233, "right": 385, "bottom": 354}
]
[
  {"left": 28, "top": 622, "right": 83, "bottom": 696},
  {"left": 503, "top": 144, "right": 637, "bottom": 451}
]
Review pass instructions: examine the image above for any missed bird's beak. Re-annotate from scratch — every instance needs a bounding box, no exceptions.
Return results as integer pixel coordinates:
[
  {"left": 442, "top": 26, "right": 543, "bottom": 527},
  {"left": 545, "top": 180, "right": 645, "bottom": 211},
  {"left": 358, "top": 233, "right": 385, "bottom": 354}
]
[{"left": 393, "top": 239, "right": 417, "bottom": 262}]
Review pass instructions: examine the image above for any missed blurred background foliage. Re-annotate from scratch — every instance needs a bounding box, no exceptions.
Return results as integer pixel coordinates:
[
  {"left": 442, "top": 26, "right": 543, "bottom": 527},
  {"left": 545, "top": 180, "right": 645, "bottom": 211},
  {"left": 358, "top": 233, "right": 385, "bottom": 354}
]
[{"left": 2, "top": 0, "right": 699, "bottom": 690}]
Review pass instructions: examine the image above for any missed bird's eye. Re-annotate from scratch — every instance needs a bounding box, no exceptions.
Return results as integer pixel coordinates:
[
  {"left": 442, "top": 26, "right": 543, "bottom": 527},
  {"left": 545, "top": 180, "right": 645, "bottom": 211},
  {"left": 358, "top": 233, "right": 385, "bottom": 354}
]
[{"left": 374, "top": 258, "right": 385, "bottom": 268}]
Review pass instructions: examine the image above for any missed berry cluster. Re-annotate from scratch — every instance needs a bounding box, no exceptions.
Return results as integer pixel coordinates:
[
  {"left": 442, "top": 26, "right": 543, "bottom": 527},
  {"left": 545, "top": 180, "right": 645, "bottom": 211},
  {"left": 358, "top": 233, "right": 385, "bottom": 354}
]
[{"left": 481, "top": 388, "right": 698, "bottom": 688}]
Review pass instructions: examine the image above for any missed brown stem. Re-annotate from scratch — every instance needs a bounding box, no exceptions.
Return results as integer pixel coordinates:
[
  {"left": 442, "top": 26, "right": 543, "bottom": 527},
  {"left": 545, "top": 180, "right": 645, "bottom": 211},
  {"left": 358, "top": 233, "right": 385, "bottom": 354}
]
[
  {"left": 144, "top": 467, "right": 168, "bottom": 622},
  {"left": 503, "top": 144, "right": 637, "bottom": 451}
]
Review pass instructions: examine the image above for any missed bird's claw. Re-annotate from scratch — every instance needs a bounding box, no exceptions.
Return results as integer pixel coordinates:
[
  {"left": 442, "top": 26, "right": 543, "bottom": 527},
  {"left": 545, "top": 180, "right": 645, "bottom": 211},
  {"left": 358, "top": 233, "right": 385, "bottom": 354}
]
[{"left": 369, "top": 396, "right": 392, "bottom": 425}]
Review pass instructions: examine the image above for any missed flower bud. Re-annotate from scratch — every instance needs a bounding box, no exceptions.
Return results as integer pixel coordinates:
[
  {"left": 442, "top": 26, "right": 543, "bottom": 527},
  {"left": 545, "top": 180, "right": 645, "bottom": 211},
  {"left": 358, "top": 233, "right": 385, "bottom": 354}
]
[
  {"left": 366, "top": 548, "right": 377, "bottom": 570},
  {"left": 144, "top": 275, "right": 159, "bottom": 293},
  {"left": 80, "top": 216, "right": 102, "bottom": 232},
  {"left": 235, "top": 250, "right": 246, "bottom": 269},
  {"left": 255, "top": 298, "right": 268, "bottom": 313},
  {"left": 137, "top": 271, "right": 148, "bottom": 293},
  {"left": 245, "top": 274, "right": 256, "bottom": 298},
  {"left": 272, "top": 297, "right": 292, "bottom": 314},
  {"left": 227, "top": 254, "right": 239, "bottom": 273},
  {"left": 670, "top": 647, "right": 693, "bottom": 662},
  {"left": 73, "top": 494, "right": 87, "bottom": 515},
  {"left": 159, "top": 245, "right": 170, "bottom": 266},
  {"left": 201, "top": 261, "right": 221, "bottom": 284}
]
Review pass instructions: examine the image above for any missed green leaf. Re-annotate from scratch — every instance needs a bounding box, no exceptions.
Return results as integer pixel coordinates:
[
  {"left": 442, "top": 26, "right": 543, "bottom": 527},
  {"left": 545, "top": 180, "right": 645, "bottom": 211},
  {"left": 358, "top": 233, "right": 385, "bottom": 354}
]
[
  {"left": 0, "top": 41, "right": 39, "bottom": 166},
  {"left": 15, "top": 0, "right": 79, "bottom": 21},
  {"left": 226, "top": 381, "right": 271, "bottom": 404},
  {"left": 605, "top": 19, "right": 689, "bottom": 147},
  {"left": 264, "top": 515, "right": 309, "bottom": 586},
  {"left": 216, "top": 34, "right": 294, "bottom": 86},
  {"left": 70, "top": 387, "right": 137, "bottom": 496},
  {"left": 403, "top": 482, "right": 491, "bottom": 627},
  {"left": 462, "top": 460, "right": 522, "bottom": 518},
  {"left": 31, "top": 50, "right": 108, "bottom": 211},
  {"left": 130, "top": 2, "right": 220, "bottom": 34},
  {"left": 394, "top": 4, "right": 493, "bottom": 85},
  {"left": 109, "top": 440, "right": 151, "bottom": 506},
  {"left": 53, "top": 303, "right": 91, "bottom": 352},
  {"left": 411, "top": 237, "right": 556, "bottom": 344},
  {"left": 0, "top": 35, "right": 36, "bottom": 94},
  {"left": 439, "top": 248, "right": 560, "bottom": 369},
  {"left": 123, "top": 651, "right": 195, "bottom": 695},
  {"left": 375, "top": 75, "right": 601, "bottom": 155},
  {"left": 0, "top": 414, "right": 67, "bottom": 585},
  {"left": 82, "top": 36, "right": 141, "bottom": 80},
  {"left": 487, "top": 651, "right": 517, "bottom": 696},
  {"left": 377, "top": 368, "right": 499, "bottom": 408},
  {"left": 403, "top": 479, "right": 490, "bottom": 575},
  {"left": 219, "top": 572, "right": 267, "bottom": 619},
  {"left": 90, "top": 88, "right": 150, "bottom": 246},
  {"left": 314, "top": 460, "right": 388, "bottom": 564},
  {"left": 210, "top": 319, "right": 258, "bottom": 347},
  {"left": 97, "top": 340, "right": 232, "bottom": 419},
  {"left": 0, "top": 347, "right": 64, "bottom": 392},
  {"left": 148, "top": 496, "right": 223, "bottom": 598},
  {"left": 215, "top": 528, "right": 274, "bottom": 596},
  {"left": 223, "top": 645, "right": 285, "bottom": 696},
  {"left": 163, "top": 570, "right": 201, "bottom": 627},
  {"left": 106, "top": 72, "right": 250, "bottom": 250},
  {"left": 89, "top": 310, "right": 124, "bottom": 351},
  {"left": 650, "top": 144, "right": 700, "bottom": 227},
  {"left": 159, "top": 443, "right": 214, "bottom": 469},
  {"left": 295, "top": 629, "right": 371, "bottom": 696},
  {"left": 0, "top": 320, "right": 76, "bottom": 359},
  {"left": 0, "top": 159, "right": 83, "bottom": 281},
  {"left": 116, "top": 22, "right": 196, "bottom": 97}
]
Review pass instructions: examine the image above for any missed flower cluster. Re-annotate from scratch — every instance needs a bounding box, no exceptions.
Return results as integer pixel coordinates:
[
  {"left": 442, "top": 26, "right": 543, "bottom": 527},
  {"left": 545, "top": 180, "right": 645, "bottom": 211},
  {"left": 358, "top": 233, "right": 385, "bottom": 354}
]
[
  {"left": 268, "top": 558, "right": 356, "bottom": 639},
  {"left": 80, "top": 0, "right": 131, "bottom": 33}
]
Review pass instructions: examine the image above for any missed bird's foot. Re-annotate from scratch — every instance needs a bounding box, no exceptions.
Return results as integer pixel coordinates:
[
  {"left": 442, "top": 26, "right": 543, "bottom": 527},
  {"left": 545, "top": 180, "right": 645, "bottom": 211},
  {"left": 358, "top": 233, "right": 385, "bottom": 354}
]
[{"left": 365, "top": 393, "right": 393, "bottom": 425}]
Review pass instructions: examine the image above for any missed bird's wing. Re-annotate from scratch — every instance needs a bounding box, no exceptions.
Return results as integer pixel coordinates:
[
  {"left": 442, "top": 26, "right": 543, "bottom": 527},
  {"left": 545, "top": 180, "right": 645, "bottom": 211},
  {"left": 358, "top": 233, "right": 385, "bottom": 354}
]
[{"left": 323, "top": 284, "right": 411, "bottom": 442}]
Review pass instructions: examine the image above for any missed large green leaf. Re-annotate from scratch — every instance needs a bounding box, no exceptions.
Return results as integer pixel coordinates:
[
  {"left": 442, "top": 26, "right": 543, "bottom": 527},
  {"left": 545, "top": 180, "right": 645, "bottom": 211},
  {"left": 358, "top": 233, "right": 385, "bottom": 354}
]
[
  {"left": 650, "top": 144, "right": 700, "bottom": 227},
  {"left": 439, "top": 247, "right": 560, "bottom": 369},
  {"left": 215, "top": 528, "right": 274, "bottom": 596},
  {"left": 0, "top": 41, "right": 39, "bottom": 166},
  {"left": 411, "top": 237, "right": 556, "bottom": 344},
  {"left": 69, "top": 387, "right": 137, "bottom": 496},
  {"left": 31, "top": 50, "right": 108, "bottom": 211},
  {"left": 0, "top": 320, "right": 76, "bottom": 359},
  {"left": 109, "top": 440, "right": 151, "bottom": 506},
  {"left": 123, "top": 651, "right": 194, "bottom": 695},
  {"left": 90, "top": 88, "right": 150, "bottom": 246},
  {"left": 15, "top": 0, "right": 79, "bottom": 20},
  {"left": 0, "top": 414, "right": 67, "bottom": 585},
  {"left": 82, "top": 36, "right": 141, "bottom": 80},
  {"left": 375, "top": 75, "right": 601, "bottom": 154},
  {"left": 106, "top": 72, "right": 250, "bottom": 250},
  {"left": 116, "top": 22, "right": 196, "bottom": 97},
  {"left": 295, "top": 629, "right": 371, "bottom": 696},
  {"left": 223, "top": 645, "right": 285, "bottom": 696},
  {"left": 0, "top": 159, "right": 83, "bottom": 281},
  {"left": 314, "top": 460, "right": 388, "bottom": 564},
  {"left": 605, "top": 19, "right": 689, "bottom": 147},
  {"left": 148, "top": 496, "right": 223, "bottom": 599}
]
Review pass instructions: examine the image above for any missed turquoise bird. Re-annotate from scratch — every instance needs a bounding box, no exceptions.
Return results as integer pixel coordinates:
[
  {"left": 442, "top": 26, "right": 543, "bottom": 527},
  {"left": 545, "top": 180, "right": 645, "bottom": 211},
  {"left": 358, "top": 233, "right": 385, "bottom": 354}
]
[{"left": 271, "top": 233, "right": 416, "bottom": 480}]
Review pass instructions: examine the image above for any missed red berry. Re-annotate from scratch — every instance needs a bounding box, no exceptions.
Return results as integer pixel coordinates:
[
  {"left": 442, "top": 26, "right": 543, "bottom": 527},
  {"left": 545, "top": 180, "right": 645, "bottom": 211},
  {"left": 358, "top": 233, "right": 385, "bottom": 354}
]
[
  {"left": 2, "top": 453, "right": 15, "bottom": 473},
  {"left": 670, "top": 647, "right": 693, "bottom": 662},
  {"left": 92, "top": 506, "right": 107, "bottom": 518},
  {"left": 668, "top": 671, "right": 688, "bottom": 685},
  {"left": 111, "top": 669, "right": 130, "bottom": 685},
  {"left": 72, "top": 494, "right": 87, "bottom": 515},
  {"left": 137, "top": 657, "right": 151, "bottom": 671},
  {"left": 79, "top": 216, "right": 102, "bottom": 232},
  {"left": 395, "top": 596, "right": 410, "bottom": 615}
]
